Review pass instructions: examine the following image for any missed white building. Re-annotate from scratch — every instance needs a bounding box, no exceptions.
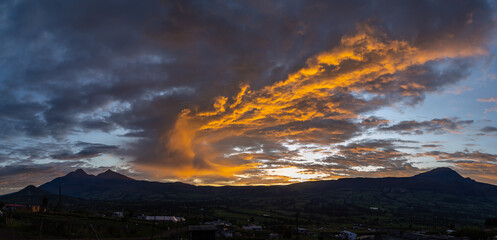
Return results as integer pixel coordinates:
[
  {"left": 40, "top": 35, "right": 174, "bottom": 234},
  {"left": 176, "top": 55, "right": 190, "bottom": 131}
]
[{"left": 138, "top": 215, "right": 181, "bottom": 223}]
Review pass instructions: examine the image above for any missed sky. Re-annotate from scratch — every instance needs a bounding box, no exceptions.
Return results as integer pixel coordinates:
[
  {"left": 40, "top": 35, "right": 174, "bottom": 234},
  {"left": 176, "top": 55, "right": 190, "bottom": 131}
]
[{"left": 1, "top": 0, "right": 497, "bottom": 194}]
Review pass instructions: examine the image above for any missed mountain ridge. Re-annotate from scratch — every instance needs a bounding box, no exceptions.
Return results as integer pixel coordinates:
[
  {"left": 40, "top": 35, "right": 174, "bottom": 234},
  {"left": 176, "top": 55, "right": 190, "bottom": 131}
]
[
  {"left": 3, "top": 167, "right": 497, "bottom": 231},
  {"left": 413, "top": 167, "right": 466, "bottom": 180},
  {"left": 31, "top": 167, "right": 497, "bottom": 202},
  {"left": 3, "top": 167, "right": 497, "bottom": 223},
  {"left": 96, "top": 169, "right": 134, "bottom": 181}
]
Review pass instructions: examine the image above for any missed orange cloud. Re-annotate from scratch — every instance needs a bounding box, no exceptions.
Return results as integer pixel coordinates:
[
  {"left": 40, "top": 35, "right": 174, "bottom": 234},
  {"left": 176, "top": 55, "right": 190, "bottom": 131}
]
[
  {"left": 159, "top": 24, "right": 488, "bottom": 184},
  {"left": 478, "top": 97, "right": 497, "bottom": 102},
  {"left": 477, "top": 97, "right": 497, "bottom": 113}
]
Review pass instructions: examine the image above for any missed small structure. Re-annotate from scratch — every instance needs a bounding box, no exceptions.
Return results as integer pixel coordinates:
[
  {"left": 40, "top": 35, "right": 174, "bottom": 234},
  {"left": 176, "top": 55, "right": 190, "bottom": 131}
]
[
  {"left": 137, "top": 215, "right": 181, "bottom": 222},
  {"left": 205, "top": 219, "right": 233, "bottom": 237},
  {"left": 29, "top": 205, "right": 40, "bottom": 213},
  {"left": 297, "top": 227, "right": 306, "bottom": 234},
  {"left": 188, "top": 225, "right": 217, "bottom": 240},
  {"left": 204, "top": 219, "right": 231, "bottom": 227},
  {"left": 243, "top": 225, "right": 263, "bottom": 231},
  {"left": 3, "top": 204, "right": 25, "bottom": 212},
  {"left": 357, "top": 235, "right": 374, "bottom": 240},
  {"left": 342, "top": 230, "right": 357, "bottom": 240},
  {"left": 2, "top": 204, "right": 38, "bottom": 212},
  {"left": 112, "top": 212, "right": 124, "bottom": 218}
]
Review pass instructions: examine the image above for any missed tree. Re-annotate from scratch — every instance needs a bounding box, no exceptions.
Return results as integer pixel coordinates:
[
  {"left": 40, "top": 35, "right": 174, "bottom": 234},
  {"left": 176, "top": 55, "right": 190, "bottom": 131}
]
[
  {"left": 41, "top": 196, "right": 48, "bottom": 212},
  {"left": 485, "top": 218, "right": 497, "bottom": 228}
]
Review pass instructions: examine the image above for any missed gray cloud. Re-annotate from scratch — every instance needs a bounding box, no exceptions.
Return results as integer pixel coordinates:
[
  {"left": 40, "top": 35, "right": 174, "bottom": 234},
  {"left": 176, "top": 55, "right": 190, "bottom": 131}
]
[
  {"left": 421, "top": 144, "right": 442, "bottom": 148},
  {"left": 0, "top": 162, "right": 85, "bottom": 193},
  {"left": 314, "top": 139, "right": 421, "bottom": 177},
  {"left": 379, "top": 118, "right": 473, "bottom": 135},
  {"left": 0, "top": 0, "right": 495, "bottom": 189},
  {"left": 419, "top": 150, "right": 497, "bottom": 183},
  {"left": 50, "top": 142, "right": 118, "bottom": 160},
  {"left": 481, "top": 126, "right": 497, "bottom": 132}
]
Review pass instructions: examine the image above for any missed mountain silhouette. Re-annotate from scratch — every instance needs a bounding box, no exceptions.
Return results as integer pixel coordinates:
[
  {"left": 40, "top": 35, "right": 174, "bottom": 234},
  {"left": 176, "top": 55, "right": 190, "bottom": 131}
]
[
  {"left": 3, "top": 167, "right": 497, "bottom": 222},
  {"left": 3, "top": 167, "right": 497, "bottom": 229},
  {"left": 413, "top": 167, "right": 465, "bottom": 180},
  {"left": 32, "top": 167, "right": 497, "bottom": 202},
  {"left": 38, "top": 169, "right": 195, "bottom": 201},
  {"left": 96, "top": 169, "right": 134, "bottom": 181},
  {"left": 66, "top": 168, "right": 90, "bottom": 178}
]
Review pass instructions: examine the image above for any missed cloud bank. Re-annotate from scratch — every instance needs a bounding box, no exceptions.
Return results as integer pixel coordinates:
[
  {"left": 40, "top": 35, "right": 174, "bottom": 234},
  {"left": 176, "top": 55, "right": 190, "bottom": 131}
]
[{"left": 0, "top": 0, "right": 496, "bottom": 192}]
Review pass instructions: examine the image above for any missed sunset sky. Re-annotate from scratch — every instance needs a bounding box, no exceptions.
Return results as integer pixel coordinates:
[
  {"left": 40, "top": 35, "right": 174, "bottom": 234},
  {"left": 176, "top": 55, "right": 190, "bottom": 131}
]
[{"left": 1, "top": 0, "right": 497, "bottom": 194}]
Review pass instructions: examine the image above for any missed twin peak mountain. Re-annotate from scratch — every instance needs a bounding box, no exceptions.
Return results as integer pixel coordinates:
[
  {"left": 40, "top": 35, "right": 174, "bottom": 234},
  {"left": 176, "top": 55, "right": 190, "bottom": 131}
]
[
  {"left": 12, "top": 167, "right": 497, "bottom": 202},
  {"left": 67, "top": 169, "right": 134, "bottom": 181}
]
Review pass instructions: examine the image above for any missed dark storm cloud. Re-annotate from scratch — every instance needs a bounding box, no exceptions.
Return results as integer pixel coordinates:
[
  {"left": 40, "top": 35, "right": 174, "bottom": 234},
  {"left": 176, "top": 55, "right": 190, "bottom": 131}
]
[
  {"left": 481, "top": 126, "right": 497, "bottom": 132},
  {"left": 0, "top": 164, "right": 60, "bottom": 178},
  {"left": 0, "top": 0, "right": 495, "bottom": 188},
  {"left": 50, "top": 142, "right": 118, "bottom": 160},
  {"left": 421, "top": 144, "right": 442, "bottom": 148},
  {"left": 1, "top": 0, "right": 492, "bottom": 136},
  {"left": 80, "top": 120, "right": 116, "bottom": 132},
  {"left": 424, "top": 150, "right": 497, "bottom": 163},
  {"left": 0, "top": 91, "right": 49, "bottom": 138},
  {"left": 353, "top": 58, "right": 477, "bottom": 106},
  {"left": 0, "top": 141, "right": 117, "bottom": 164},
  {"left": 0, "top": 162, "right": 85, "bottom": 192},
  {"left": 0, "top": 142, "right": 75, "bottom": 164},
  {"left": 361, "top": 116, "right": 389, "bottom": 128},
  {"left": 379, "top": 118, "right": 474, "bottom": 135}
]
